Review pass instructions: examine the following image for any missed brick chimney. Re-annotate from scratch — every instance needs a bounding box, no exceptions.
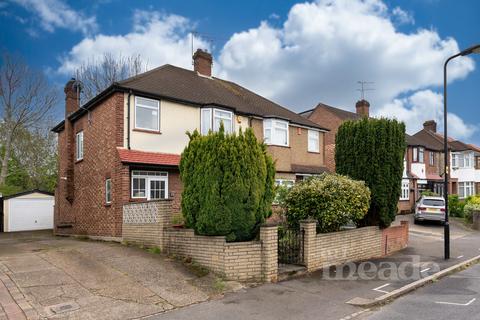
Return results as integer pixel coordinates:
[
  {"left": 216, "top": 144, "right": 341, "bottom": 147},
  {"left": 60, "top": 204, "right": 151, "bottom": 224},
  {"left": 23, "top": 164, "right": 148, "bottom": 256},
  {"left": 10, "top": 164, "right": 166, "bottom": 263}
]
[
  {"left": 355, "top": 99, "right": 370, "bottom": 118},
  {"left": 423, "top": 120, "right": 437, "bottom": 132},
  {"left": 64, "top": 78, "right": 80, "bottom": 117},
  {"left": 193, "top": 49, "right": 212, "bottom": 77}
]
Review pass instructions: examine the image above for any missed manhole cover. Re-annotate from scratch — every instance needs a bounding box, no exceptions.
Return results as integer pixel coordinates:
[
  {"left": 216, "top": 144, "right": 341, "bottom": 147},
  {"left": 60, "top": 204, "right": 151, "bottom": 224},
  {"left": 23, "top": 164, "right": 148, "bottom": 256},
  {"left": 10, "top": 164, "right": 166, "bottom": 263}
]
[{"left": 49, "top": 301, "right": 80, "bottom": 314}]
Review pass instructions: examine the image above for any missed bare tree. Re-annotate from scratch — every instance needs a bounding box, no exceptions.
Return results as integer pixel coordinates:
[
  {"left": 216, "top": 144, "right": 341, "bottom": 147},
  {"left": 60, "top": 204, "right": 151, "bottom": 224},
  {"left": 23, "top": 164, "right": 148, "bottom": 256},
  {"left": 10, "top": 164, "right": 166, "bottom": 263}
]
[
  {"left": 0, "top": 53, "right": 57, "bottom": 185},
  {"left": 75, "top": 53, "right": 147, "bottom": 102}
]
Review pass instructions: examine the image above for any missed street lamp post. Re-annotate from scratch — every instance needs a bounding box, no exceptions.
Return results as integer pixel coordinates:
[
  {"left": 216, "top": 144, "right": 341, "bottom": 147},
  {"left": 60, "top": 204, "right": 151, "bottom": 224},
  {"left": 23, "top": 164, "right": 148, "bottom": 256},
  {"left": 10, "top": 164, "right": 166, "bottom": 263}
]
[{"left": 443, "top": 44, "right": 480, "bottom": 260}]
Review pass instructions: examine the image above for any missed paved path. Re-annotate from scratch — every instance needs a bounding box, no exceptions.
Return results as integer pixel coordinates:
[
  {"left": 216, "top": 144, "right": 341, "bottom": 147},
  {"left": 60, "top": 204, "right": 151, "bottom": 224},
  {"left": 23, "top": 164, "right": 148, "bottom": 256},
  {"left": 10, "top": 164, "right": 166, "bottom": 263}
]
[
  {"left": 151, "top": 216, "right": 480, "bottom": 320},
  {"left": 0, "top": 231, "right": 229, "bottom": 320},
  {"left": 360, "top": 263, "right": 480, "bottom": 320}
]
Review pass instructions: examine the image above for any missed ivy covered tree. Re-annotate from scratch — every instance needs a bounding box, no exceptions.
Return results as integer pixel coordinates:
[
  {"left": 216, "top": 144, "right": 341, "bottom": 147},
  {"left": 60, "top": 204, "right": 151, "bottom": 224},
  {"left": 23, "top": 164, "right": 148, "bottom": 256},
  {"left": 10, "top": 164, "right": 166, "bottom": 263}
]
[
  {"left": 180, "top": 125, "right": 275, "bottom": 241},
  {"left": 335, "top": 118, "right": 406, "bottom": 228}
]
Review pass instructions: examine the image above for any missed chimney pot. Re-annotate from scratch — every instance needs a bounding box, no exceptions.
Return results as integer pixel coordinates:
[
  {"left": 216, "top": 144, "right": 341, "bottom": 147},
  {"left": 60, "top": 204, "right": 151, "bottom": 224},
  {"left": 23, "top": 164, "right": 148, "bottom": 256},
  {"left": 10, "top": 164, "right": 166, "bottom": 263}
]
[
  {"left": 423, "top": 120, "right": 437, "bottom": 132},
  {"left": 193, "top": 49, "right": 212, "bottom": 77},
  {"left": 355, "top": 99, "right": 370, "bottom": 118}
]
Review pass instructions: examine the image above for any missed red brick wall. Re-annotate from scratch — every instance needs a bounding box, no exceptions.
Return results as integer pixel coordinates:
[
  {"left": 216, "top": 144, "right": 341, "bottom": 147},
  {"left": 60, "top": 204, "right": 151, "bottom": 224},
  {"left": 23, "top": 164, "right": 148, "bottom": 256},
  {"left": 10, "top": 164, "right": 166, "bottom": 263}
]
[
  {"left": 55, "top": 92, "right": 125, "bottom": 237},
  {"left": 382, "top": 221, "right": 409, "bottom": 256}
]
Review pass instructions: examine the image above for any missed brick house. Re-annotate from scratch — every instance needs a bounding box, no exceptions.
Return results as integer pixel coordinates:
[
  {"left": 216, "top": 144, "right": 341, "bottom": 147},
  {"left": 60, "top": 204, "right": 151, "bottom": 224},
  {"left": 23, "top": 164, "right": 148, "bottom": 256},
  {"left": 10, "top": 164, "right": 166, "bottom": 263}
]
[{"left": 52, "top": 49, "right": 328, "bottom": 238}]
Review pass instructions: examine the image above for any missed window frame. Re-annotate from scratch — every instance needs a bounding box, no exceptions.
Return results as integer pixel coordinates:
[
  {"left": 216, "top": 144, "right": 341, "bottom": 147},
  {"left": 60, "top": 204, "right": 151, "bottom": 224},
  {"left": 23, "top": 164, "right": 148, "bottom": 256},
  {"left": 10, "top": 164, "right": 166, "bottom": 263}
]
[
  {"left": 130, "top": 170, "right": 169, "bottom": 200},
  {"left": 307, "top": 129, "right": 320, "bottom": 153},
  {"left": 458, "top": 181, "right": 475, "bottom": 199},
  {"left": 418, "top": 147, "right": 424, "bottom": 163},
  {"left": 263, "top": 119, "right": 289, "bottom": 147},
  {"left": 400, "top": 179, "right": 410, "bottom": 201},
  {"left": 412, "top": 147, "right": 418, "bottom": 162},
  {"left": 134, "top": 96, "right": 160, "bottom": 132},
  {"left": 105, "top": 178, "right": 112, "bottom": 204},
  {"left": 429, "top": 151, "right": 435, "bottom": 166},
  {"left": 76, "top": 131, "right": 84, "bottom": 161},
  {"left": 200, "top": 108, "right": 234, "bottom": 134}
]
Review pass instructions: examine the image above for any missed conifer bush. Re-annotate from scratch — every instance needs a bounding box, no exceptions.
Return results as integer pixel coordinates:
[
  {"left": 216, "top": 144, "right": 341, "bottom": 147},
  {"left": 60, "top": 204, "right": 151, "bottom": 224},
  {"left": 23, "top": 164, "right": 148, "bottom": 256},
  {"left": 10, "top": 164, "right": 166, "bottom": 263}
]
[
  {"left": 284, "top": 173, "right": 370, "bottom": 232},
  {"left": 335, "top": 118, "right": 406, "bottom": 228},
  {"left": 180, "top": 125, "right": 275, "bottom": 242}
]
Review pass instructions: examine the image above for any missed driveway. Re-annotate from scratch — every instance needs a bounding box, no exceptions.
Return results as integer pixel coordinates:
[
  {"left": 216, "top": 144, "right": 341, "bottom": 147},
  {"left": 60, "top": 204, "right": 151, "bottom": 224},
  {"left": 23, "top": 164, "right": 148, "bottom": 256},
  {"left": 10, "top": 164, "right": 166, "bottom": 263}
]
[{"left": 0, "top": 231, "right": 233, "bottom": 320}]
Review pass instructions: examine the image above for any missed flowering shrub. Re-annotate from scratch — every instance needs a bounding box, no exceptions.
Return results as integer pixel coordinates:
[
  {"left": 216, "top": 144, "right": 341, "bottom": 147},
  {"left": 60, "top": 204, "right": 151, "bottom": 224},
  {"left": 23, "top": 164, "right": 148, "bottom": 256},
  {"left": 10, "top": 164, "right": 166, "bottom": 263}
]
[
  {"left": 464, "top": 196, "right": 480, "bottom": 224},
  {"left": 284, "top": 173, "right": 371, "bottom": 232}
]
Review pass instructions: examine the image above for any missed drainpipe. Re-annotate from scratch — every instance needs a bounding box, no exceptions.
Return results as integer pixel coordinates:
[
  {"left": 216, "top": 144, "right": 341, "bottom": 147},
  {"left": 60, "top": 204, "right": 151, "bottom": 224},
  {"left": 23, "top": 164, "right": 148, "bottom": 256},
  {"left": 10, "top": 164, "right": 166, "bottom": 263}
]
[{"left": 127, "top": 90, "right": 132, "bottom": 149}]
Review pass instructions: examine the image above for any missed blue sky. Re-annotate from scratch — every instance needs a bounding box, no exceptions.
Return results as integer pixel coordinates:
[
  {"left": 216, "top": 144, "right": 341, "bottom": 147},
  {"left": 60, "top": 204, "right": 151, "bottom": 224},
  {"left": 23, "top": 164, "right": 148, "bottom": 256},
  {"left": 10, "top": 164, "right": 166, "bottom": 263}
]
[{"left": 1, "top": 0, "right": 479, "bottom": 145}]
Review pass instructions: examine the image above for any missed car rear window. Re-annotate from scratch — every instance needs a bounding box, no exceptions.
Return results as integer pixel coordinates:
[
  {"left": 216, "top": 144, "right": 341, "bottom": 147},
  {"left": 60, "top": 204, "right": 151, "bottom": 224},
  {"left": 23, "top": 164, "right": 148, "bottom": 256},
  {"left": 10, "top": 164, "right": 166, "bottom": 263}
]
[{"left": 422, "top": 199, "right": 444, "bottom": 207}]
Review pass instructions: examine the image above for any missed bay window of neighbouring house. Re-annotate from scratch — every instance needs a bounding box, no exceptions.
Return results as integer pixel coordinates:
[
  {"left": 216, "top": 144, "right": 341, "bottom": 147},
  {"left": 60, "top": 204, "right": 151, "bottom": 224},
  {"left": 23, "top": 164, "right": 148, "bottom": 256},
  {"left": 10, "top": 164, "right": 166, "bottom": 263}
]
[
  {"left": 201, "top": 108, "right": 233, "bottom": 134},
  {"left": 135, "top": 97, "right": 160, "bottom": 132},
  {"left": 413, "top": 147, "right": 418, "bottom": 162},
  {"left": 400, "top": 179, "right": 409, "bottom": 200},
  {"left": 418, "top": 147, "right": 424, "bottom": 163},
  {"left": 131, "top": 171, "right": 168, "bottom": 200},
  {"left": 308, "top": 130, "right": 320, "bottom": 153},
  {"left": 458, "top": 181, "right": 475, "bottom": 199},
  {"left": 429, "top": 151, "right": 435, "bottom": 166},
  {"left": 264, "top": 119, "right": 289, "bottom": 147},
  {"left": 76, "top": 131, "right": 83, "bottom": 161},
  {"left": 453, "top": 152, "right": 474, "bottom": 169}
]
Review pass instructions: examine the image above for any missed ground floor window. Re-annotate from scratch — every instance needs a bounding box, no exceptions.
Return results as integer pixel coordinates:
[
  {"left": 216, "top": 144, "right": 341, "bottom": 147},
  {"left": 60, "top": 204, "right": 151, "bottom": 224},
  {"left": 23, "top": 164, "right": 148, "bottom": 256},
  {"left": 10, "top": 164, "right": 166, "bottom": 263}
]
[
  {"left": 400, "top": 179, "right": 409, "bottom": 200},
  {"left": 131, "top": 170, "right": 168, "bottom": 200},
  {"left": 459, "top": 181, "right": 475, "bottom": 199},
  {"left": 274, "top": 179, "right": 295, "bottom": 204}
]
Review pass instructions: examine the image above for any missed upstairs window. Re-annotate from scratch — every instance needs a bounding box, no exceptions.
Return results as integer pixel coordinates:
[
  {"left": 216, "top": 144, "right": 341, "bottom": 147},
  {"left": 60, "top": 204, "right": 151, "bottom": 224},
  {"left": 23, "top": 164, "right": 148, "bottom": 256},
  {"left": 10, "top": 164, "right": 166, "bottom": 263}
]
[
  {"left": 264, "top": 119, "right": 289, "bottom": 147},
  {"left": 135, "top": 97, "right": 160, "bottom": 132},
  {"left": 429, "top": 152, "right": 435, "bottom": 166},
  {"left": 76, "top": 131, "right": 83, "bottom": 161},
  {"left": 413, "top": 147, "right": 424, "bottom": 163},
  {"left": 201, "top": 108, "right": 233, "bottom": 134},
  {"left": 308, "top": 130, "right": 320, "bottom": 153},
  {"left": 453, "top": 153, "right": 474, "bottom": 169}
]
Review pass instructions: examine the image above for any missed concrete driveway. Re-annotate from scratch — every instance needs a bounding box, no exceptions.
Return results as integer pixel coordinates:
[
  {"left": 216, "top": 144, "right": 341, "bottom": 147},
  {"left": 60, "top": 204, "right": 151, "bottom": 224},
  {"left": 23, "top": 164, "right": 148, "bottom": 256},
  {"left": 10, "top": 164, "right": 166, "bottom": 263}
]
[{"left": 0, "top": 231, "right": 232, "bottom": 320}]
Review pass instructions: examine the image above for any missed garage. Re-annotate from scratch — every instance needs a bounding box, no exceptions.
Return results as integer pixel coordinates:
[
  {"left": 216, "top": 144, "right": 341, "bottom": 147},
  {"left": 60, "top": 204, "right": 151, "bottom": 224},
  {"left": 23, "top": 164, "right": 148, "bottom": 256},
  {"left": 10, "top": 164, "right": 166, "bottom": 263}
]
[{"left": 0, "top": 190, "right": 54, "bottom": 232}]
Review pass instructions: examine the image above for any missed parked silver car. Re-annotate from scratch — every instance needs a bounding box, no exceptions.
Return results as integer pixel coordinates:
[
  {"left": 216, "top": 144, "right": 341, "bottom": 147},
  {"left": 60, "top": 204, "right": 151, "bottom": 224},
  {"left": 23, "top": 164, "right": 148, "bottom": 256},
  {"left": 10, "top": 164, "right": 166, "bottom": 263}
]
[{"left": 414, "top": 196, "right": 446, "bottom": 224}]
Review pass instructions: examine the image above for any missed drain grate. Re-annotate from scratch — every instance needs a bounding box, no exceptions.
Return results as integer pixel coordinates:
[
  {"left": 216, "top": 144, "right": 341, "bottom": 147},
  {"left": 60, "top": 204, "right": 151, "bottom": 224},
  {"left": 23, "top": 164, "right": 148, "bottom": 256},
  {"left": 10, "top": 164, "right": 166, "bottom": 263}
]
[{"left": 49, "top": 302, "right": 80, "bottom": 314}]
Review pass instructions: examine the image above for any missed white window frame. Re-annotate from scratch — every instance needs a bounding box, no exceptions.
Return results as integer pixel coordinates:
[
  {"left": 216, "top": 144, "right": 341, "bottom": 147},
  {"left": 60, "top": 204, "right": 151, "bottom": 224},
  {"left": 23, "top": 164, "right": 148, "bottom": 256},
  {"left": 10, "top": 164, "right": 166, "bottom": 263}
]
[
  {"left": 264, "top": 119, "right": 289, "bottom": 147},
  {"left": 418, "top": 147, "right": 424, "bottom": 163},
  {"left": 200, "top": 108, "right": 234, "bottom": 134},
  {"left": 308, "top": 130, "right": 320, "bottom": 153},
  {"left": 413, "top": 147, "right": 418, "bottom": 162},
  {"left": 76, "top": 131, "right": 83, "bottom": 161},
  {"left": 131, "top": 170, "right": 168, "bottom": 200},
  {"left": 105, "top": 178, "right": 112, "bottom": 204},
  {"left": 134, "top": 96, "right": 160, "bottom": 132},
  {"left": 458, "top": 181, "right": 475, "bottom": 199},
  {"left": 400, "top": 179, "right": 409, "bottom": 200}
]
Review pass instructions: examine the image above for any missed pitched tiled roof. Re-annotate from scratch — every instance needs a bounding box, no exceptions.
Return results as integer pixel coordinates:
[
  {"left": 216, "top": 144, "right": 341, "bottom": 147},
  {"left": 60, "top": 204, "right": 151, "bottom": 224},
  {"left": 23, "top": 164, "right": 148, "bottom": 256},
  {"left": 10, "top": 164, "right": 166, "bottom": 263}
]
[
  {"left": 405, "top": 134, "right": 425, "bottom": 147},
  {"left": 300, "top": 102, "right": 362, "bottom": 121},
  {"left": 412, "top": 129, "right": 445, "bottom": 151},
  {"left": 117, "top": 65, "right": 327, "bottom": 130},
  {"left": 117, "top": 148, "right": 181, "bottom": 166}
]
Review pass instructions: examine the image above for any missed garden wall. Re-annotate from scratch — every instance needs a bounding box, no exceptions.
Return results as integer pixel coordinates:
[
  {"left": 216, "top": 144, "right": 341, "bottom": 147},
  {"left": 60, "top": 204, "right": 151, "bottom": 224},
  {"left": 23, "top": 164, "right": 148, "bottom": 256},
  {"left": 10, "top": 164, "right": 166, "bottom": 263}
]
[{"left": 301, "top": 220, "right": 408, "bottom": 272}]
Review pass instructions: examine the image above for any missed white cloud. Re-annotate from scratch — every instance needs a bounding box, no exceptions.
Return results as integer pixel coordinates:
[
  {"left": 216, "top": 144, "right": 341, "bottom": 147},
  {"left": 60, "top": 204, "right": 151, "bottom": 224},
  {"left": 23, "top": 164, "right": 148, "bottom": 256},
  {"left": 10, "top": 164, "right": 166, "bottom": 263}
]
[
  {"left": 58, "top": 10, "right": 210, "bottom": 75},
  {"left": 217, "top": 0, "right": 474, "bottom": 112},
  {"left": 375, "top": 89, "right": 477, "bottom": 139},
  {"left": 10, "top": 0, "right": 97, "bottom": 35},
  {"left": 392, "top": 6, "right": 414, "bottom": 25}
]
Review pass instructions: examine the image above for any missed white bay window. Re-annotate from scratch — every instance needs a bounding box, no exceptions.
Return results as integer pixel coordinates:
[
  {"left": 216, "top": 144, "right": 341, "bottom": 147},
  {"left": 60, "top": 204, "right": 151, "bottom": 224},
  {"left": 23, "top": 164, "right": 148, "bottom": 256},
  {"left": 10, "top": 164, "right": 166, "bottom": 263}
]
[
  {"left": 131, "top": 171, "right": 168, "bottom": 200},
  {"left": 201, "top": 108, "right": 233, "bottom": 134},
  {"left": 459, "top": 181, "right": 475, "bottom": 199},
  {"left": 264, "top": 119, "right": 289, "bottom": 147}
]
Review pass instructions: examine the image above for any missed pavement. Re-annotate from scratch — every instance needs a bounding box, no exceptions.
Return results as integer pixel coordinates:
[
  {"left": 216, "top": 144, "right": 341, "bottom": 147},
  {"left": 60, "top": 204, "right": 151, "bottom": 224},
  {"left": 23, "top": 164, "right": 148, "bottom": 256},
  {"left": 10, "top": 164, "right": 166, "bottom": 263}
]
[
  {"left": 1, "top": 215, "right": 479, "bottom": 320},
  {"left": 149, "top": 215, "right": 480, "bottom": 320},
  {"left": 359, "top": 263, "right": 480, "bottom": 320},
  {"left": 0, "top": 231, "right": 235, "bottom": 320}
]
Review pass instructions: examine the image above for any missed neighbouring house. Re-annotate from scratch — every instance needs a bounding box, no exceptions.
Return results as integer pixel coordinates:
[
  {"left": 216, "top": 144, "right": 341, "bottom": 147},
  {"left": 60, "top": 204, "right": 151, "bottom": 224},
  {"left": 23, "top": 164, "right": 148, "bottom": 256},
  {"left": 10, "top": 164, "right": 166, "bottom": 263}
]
[
  {"left": 0, "top": 190, "right": 54, "bottom": 232},
  {"left": 449, "top": 140, "right": 480, "bottom": 199},
  {"left": 299, "top": 100, "right": 368, "bottom": 172},
  {"left": 51, "top": 49, "right": 329, "bottom": 238}
]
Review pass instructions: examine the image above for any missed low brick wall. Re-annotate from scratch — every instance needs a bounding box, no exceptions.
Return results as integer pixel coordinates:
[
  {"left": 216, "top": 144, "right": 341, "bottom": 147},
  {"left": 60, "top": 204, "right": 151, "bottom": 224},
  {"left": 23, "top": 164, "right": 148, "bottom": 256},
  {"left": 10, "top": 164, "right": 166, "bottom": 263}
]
[
  {"left": 122, "top": 200, "right": 172, "bottom": 248},
  {"left": 301, "top": 220, "right": 409, "bottom": 272},
  {"left": 122, "top": 201, "right": 278, "bottom": 282}
]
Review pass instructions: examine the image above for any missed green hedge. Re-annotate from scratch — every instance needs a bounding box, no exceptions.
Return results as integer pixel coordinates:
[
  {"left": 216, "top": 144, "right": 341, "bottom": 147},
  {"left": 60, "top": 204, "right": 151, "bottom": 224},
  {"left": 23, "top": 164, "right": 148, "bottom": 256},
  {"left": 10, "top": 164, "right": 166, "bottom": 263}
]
[
  {"left": 335, "top": 118, "right": 406, "bottom": 228},
  {"left": 180, "top": 126, "right": 275, "bottom": 242},
  {"left": 284, "top": 173, "right": 370, "bottom": 232}
]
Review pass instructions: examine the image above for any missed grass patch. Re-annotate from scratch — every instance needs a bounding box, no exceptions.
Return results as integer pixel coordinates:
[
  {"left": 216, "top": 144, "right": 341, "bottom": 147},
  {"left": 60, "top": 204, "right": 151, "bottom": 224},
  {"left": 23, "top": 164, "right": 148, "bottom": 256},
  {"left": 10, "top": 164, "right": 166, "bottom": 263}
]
[
  {"left": 147, "top": 247, "right": 162, "bottom": 254},
  {"left": 213, "top": 277, "right": 226, "bottom": 292}
]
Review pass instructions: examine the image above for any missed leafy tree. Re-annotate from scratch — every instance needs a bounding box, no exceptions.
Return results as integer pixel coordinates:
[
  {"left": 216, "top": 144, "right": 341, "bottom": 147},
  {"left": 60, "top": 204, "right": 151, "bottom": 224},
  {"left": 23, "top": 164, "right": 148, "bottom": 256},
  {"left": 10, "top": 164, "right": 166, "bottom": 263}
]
[
  {"left": 335, "top": 118, "right": 406, "bottom": 228},
  {"left": 180, "top": 125, "right": 275, "bottom": 241},
  {"left": 284, "top": 173, "right": 370, "bottom": 232}
]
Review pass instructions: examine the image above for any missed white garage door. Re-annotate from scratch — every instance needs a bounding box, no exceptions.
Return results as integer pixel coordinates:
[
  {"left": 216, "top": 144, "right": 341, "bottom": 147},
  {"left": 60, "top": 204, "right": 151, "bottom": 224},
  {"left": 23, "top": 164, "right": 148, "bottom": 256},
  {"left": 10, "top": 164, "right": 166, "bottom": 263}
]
[{"left": 8, "top": 198, "right": 54, "bottom": 231}]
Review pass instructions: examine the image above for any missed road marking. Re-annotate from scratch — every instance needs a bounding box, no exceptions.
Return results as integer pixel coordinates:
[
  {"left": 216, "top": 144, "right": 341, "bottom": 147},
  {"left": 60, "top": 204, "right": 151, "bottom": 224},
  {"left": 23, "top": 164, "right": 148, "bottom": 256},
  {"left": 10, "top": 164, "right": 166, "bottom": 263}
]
[
  {"left": 457, "top": 255, "right": 464, "bottom": 259},
  {"left": 435, "top": 298, "right": 476, "bottom": 306},
  {"left": 338, "top": 308, "right": 370, "bottom": 320},
  {"left": 421, "top": 268, "right": 430, "bottom": 273},
  {"left": 372, "top": 283, "right": 390, "bottom": 294}
]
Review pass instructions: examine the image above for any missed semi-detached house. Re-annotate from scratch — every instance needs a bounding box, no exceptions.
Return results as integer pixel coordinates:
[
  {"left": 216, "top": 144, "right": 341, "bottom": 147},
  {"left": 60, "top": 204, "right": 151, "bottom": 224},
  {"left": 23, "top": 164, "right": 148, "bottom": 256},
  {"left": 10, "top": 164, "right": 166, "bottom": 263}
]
[{"left": 51, "top": 49, "right": 328, "bottom": 238}]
